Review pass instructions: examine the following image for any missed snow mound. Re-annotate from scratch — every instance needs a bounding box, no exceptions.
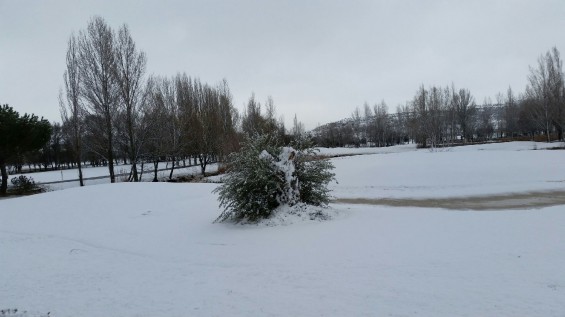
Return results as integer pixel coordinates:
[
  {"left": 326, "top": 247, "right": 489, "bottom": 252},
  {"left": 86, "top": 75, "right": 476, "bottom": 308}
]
[{"left": 251, "top": 203, "right": 338, "bottom": 226}]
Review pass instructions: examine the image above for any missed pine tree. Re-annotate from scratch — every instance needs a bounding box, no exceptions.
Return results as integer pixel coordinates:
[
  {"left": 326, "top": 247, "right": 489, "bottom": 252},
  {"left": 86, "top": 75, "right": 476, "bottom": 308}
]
[{"left": 0, "top": 104, "right": 52, "bottom": 195}]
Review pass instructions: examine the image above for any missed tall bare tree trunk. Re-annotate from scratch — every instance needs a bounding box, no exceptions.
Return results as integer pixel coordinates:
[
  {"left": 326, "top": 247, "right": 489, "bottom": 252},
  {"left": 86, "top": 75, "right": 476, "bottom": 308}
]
[
  {"left": 169, "top": 156, "right": 175, "bottom": 180},
  {"left": 153, "top": 160, "right": 159, "bottom": 182},
  {"left": 61, "top": 34, "right": 86, "bottom": 186},
  {"left": 114, "top": 24, "right": 146, "bottom": 182},
  {"left": 78, "top": 16, "right": 119, "bottom": 183},
  {"left": 106, "top": 113, "right": 116, "bottom": 183}
]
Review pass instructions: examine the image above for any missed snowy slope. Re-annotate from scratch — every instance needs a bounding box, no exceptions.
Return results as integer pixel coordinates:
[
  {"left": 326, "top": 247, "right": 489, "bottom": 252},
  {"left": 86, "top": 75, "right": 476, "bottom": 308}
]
[{"left": 1, "top": 142, "right": 565, "bottom": 316}]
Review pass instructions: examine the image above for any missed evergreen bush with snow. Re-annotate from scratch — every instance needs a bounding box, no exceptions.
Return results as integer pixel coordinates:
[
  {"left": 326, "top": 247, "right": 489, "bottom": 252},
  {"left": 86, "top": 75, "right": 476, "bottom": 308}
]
[
  {"left": 9, "top": 176, "right": 44, "bottom": 195},
  {"left": 214, "top": 134, "right": 335, "bottom": 223}
]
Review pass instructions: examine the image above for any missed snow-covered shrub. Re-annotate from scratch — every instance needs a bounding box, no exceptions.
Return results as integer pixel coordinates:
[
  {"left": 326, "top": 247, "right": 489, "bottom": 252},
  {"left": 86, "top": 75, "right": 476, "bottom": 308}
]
[
  {"left": 9, "top": 175, "right": 43, "bottom": 195},
  {"left": 214, "top": 134, "right": 335, "bottom": 223},
  {"left": 291, "top": 136, "right": 336, "bottom": 207},
  {"left": 0, "top": 308, "right": 49, "bottom": 317}
]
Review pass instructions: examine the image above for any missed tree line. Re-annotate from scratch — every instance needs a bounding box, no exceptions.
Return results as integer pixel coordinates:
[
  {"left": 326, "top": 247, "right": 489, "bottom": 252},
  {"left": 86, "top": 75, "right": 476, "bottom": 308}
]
[
  {"left": 2, "top": 16, "right": 307, "bottom": 187},
  {"left": 4, "top": 17, "right": 564, "bottom": 188},
  {"left": 314, "top": 47, "right": 565, "bottom": 148},
  {"left": 54, "top": 16, "right": 306, "bottom": 185}
]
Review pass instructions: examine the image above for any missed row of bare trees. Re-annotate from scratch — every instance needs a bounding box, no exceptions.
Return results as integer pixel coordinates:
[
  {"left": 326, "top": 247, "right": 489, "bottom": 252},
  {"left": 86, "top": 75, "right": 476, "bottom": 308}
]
[
  {"left": 54, "top": 16, "right": 310, "bottom": 185},
  {"left": 314, "top": 47, "right": 565, "bottom": 148},
  {"left": 58, "top": 16, "right": 246, "bottom": 185},
  {"left": 142, "top": 75, "right": 239, "bottom": 181},
  {"left": 28, "top": 79, "right": 294, "bottom": 178},
  {"left": 407, "top": 84, "right": 482, "bottom": 148}
]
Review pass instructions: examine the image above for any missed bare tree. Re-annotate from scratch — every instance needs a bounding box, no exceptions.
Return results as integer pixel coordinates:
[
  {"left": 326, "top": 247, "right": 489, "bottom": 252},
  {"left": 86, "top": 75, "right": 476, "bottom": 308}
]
[
  {"left": 546, "top": 47, "right": 565, "bottom": 140},
  {"left": 266, "top": 97, "right": 286, "bottom": 140},
  {"left": 241, "top": 94, "right": 283, "bottom": 139},
  {"left": 477, "top": 102, "right": 495, "bottom": 141},
  {"left": 426, "top": 86, "right": 446, "bottom": 148},
  {"left": 174, "top": 75, "right": 238, "bottom": 175},
  {"left": 396, "top": 104, "right": 411, "bottom": 144},
  {"left": 292, "top": 113, "right": 305, "bottom": 138},
  {"left": 174, "top": 73, "right": 195, "bottom": 166},
  {"left": 350, "top": 106, "right": 362, "bottom": 147},
  {"left": 444, "top": 87, "right": 457, "bottom": 144},
  {"left": 78, "top": 16, "right": 119, "bottom": 182},
  {"left": 526, "top": 50, "right": 554, "bottom": 142},
  {"left": 60, "top": 33, "right": 85, "bottom": 186},
  {"left": 216, "top": 79, "right": 239, "bottom": 158},
  {"left": 362, "top": 102, "right": 373, "bottom": 145},
  {"left": 412, "top": 85, "right": 429, "bottom": 147},
  {"left": 159, "top": 77, "right": 183, "bottom": 179},
  {"left": 503, "top": 87, "right": 519, "bottom": 139},
  {"left": 373, "top": 101, "right": 389, "bottom": 147},
  {"left": 452, "top": 86, "right": 476, "bottom": 143},
  {"left": 143, "top": 76, "right": 170, "bottom": 182},
  {"left": 241, "top": 93, "right": 262, "bottom": 136},
  {"left": 113, "top": 24, "right": 146, "bottom": 181},
  {"left": 196, "top": 84, "right": 222, "bottom": 175}
]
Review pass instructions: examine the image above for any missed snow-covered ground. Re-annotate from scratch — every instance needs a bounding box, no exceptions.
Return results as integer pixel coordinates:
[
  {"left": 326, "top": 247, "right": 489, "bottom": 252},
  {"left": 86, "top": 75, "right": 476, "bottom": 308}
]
[
  {"left": 1, "top": 141, "right": 565, "bottom": 316},
  {"left": 7, "top": 162, "right": 218, "bottom": 192},
  {"left": 331, "top": 141, "right": 565, "bottom": 199}
]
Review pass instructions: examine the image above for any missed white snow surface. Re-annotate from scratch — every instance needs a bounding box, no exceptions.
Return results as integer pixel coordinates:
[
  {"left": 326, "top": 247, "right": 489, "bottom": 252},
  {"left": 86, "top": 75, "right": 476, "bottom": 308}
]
[
  {"left": 331, "top": 141, "right": 565, "bottom": 199},
  {"left": 7, "top": 162, "right": 218, "bottom": 192},
  {"left": 1, "top": 141, "right": 565, "bottom": 316}
]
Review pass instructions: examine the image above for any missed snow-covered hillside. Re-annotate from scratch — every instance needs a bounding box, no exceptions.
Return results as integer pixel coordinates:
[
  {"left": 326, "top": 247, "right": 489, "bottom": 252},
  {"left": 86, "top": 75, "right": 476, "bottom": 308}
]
[{"left": 1, "top": 142, "right": 564, "bottom": 316}]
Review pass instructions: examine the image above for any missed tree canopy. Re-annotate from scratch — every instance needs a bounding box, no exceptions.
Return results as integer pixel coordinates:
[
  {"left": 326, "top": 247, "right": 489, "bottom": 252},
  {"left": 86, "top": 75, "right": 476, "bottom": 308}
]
[{"left": 0, "top": 104, "right": 51, "bottom": 195}]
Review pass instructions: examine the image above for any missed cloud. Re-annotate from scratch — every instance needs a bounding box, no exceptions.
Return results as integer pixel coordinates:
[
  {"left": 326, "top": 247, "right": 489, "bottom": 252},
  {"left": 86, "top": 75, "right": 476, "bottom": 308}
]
[{"left": 1, "top": 0, "right": 564, "bottom": 129}]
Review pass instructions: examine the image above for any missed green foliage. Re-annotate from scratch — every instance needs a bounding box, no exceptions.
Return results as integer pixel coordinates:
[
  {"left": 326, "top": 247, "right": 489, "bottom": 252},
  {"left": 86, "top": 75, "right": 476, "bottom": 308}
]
[
  {"left": 0, "top": 104, "right": 20, "bottom": 152},
  {"left": 0, "top": 104, "right": 52, "bottom": 195},
  {"left": 214, "top": 134, "right": 281, "bottom": 222},
  {"left": 214, "top": 134, "right": 335, "bottom": 223},
  {"left": 291, "top": 136, "right": 335, "bottom": 206},
  {"left": 0, "top": 104, "right": 52, "bottom": 155},
  {"left": 295, "top": 151, "right": 335, "bottom": 206}
]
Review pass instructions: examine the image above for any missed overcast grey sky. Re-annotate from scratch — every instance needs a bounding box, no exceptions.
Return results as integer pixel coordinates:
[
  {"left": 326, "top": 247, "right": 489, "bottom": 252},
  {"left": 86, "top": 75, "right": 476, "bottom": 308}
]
[{"left": 1, "top": 0, "right": 564, "bottom": 130}]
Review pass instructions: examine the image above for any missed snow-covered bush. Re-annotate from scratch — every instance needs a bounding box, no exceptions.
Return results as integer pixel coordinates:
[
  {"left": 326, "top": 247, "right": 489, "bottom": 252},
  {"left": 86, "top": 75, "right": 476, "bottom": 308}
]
[
  {"left": 0, "top": 308, "right": 49, "bottom": 317},
  {"left": 9, "top": 175, "right": 43, "bottom": 195},
  {"left": 214, "top": 134, "right": 335, "bottom": 223}
]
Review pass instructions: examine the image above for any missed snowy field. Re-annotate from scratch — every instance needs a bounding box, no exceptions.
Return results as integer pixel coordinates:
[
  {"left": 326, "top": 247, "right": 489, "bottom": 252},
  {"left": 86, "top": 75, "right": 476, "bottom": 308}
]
[
  {"left": 7, "top": 162, "right": 219, "bottom": 192},
  {"left": 1, "top": 141, "right": 565, "bottom": 316},
  {"left": 331, "top": 141, "right": 565, "bottom": 199}
]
